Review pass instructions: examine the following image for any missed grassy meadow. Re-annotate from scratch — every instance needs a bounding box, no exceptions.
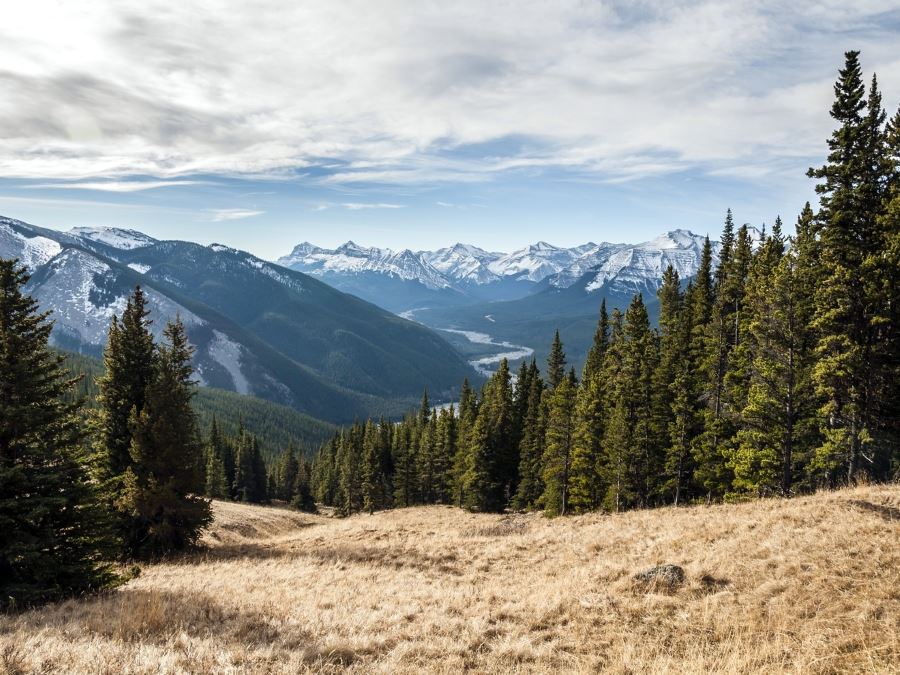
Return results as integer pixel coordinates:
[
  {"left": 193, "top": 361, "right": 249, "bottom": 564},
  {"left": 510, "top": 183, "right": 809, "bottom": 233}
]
[{"left": 2, "top": 485, "right": 898, "bottom": 674}]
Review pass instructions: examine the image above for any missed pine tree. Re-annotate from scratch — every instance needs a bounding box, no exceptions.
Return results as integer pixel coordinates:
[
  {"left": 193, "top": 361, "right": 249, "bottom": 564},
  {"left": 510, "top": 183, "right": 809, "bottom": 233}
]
[
  {"left": 291, "top": 457, "right": 316, "bottom": 512},
  {"left": 568, "top": 370, "right": 604, "bottom": 513},
  {"left": 117, "top": 317, "right": 212, "bottom": 557},
  {"left": 694, "top": 212, "right": 742, "bottom": 498},
  {"left": 546, "top": 330, "right": 566, "bottom": 390},
  {"left": 392, "top": 418, "right": 418, "bottom": 507},
  {"left": 807, "top": 51, "right": 887, "bottom": 482},
  {"left": 600, "top": 295, "right": 661, "bottom": 509},
  {"left": 582, "top": 299, "right": 609, "bottom": 382},
  {"left": 362, "top": 420, "right": 384, "bottom": 513},
  {"left": 541, "top": 375, "right": 577, "bottom": 516},
  {"left": 512, "top": 362, "right": 545, "bottom": 510},
  {"left": 338, "top": 427, "right": 363, "bottom": 515},
  {"left": 204, "top": 417, "right": 229, "bottom": 499},
  {"left": 95, "top": 287, "right": 156, "bottom": 479},
  {"left": 279, "top": 443, "right": 300, "bottom": 502},
  {"left": 451, "top": 378, "right": 477, "bottom": 507},
  {"left": 463, "top": 360, "right": 514, "bottom": 511},
  {"left": 731, "top": 215, "right": 817, "bottom": 495},
  {"left": 204, "top": 441, "right": 229, "bottom": 500},
  {"left": 0, "top": 259, "right": 119, "bottom": 607}
]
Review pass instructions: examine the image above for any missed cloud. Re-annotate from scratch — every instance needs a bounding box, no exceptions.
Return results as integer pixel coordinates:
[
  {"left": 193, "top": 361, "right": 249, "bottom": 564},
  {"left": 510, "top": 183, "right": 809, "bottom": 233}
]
[
  {"left": 0, "top": 1, "right": 897, "bottom": 186},
  {"left": 341, "top": 202, "right": 404, "bottom": 210},
  {"left": 209, "top": 208, "right": 264, "bottom": 221},
  {"left": 24, "top": 179, "right": 206, "bottom": 192}
]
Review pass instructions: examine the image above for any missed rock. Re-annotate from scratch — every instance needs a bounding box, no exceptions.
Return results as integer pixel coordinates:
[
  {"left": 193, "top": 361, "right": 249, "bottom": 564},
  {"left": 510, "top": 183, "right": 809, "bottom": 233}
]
[{"left": 633, "top": 564, "right": 685, "bottom": 588}]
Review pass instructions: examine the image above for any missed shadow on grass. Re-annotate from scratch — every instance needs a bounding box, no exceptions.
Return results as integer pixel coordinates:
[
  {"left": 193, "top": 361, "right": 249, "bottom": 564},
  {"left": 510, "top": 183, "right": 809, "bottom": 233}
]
[
  {"left": 10, "top": 587, "right": 373, "bottom": 669},
  {"left": 848, "top": 499, "right": 900, "bottom": 522}
]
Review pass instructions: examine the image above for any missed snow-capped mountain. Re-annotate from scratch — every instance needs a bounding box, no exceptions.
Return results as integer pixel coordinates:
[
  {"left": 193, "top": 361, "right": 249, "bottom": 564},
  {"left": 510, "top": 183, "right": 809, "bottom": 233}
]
[
  {"left": 276, "top": 228, "right": 738, "bottom": 313},
  {"left": 422, "top": 243, "right": 501, "bottom": 285},
  {"left": 0, "top": 216, "right": 473, "bottom": 423},
  {"left": 486, "top": 241, "right": 580, "bottom": 282},
  {"left": 281, "top": 240, "right": 452, "bottom": 290},
  {"left": 69, "top": 226, "right": 158, "bottom": 250}
]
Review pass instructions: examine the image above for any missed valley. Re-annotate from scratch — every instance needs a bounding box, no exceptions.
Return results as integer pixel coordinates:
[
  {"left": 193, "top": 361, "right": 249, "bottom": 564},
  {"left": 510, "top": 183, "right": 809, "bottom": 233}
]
[
  {"left": 279, "top": 229, "right": 726, "bottom": 372},
  {"left": 0, "top": 216, "right": 476, "bottom": 424}
]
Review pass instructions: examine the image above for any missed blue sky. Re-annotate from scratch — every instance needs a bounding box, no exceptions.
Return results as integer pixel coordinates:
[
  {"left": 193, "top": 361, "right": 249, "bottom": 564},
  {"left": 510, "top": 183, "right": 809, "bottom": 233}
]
[{"left": 1, "top": 1, "right": 898, "bottom": 258}]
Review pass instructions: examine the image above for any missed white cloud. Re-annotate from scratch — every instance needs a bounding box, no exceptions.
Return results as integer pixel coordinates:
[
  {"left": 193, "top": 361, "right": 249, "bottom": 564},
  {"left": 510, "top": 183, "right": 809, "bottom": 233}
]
[
  {"left": 0, "top": 1, "right": 897, "bottom": 184},
  {"left": 209, "top": 208, "right": 264, "bottom": 221},
  {"left": 24, "top": 180, "right": 205, "bottom": 192},
  {"left": 341, "top": 202, "right": 404, "bottom": 210}
]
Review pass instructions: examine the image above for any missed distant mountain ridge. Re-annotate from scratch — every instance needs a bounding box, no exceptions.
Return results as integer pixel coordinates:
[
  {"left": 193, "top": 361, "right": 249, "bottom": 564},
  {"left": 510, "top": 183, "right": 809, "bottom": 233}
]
[
  {"left": 0, "top": 216, "right": 475, "bottom": 423},
  {"left": 276, "top": 228, "right": 762, "bottom": 313}
]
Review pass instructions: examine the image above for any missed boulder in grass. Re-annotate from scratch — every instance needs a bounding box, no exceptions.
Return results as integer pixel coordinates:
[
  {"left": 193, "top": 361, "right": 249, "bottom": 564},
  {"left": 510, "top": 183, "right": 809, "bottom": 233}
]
[{"left": 633, "top": 564, "right": 686, "bottom": 589}]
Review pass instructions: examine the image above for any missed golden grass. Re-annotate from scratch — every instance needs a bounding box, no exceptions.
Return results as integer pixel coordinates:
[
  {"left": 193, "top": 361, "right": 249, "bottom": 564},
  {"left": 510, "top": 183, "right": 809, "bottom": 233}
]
[{"left": 2, "top": 485, "right": 898, "bottom": 674}]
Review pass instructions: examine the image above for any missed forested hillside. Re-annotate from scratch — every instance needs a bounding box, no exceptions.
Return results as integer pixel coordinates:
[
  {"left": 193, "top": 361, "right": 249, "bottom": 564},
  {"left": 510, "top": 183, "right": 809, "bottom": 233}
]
[
  {"left": 309, "top": 51, "right": 900, "bottom": 517},
  {"left": 61, "top": 351, "right": 336, "bottom": 459}
]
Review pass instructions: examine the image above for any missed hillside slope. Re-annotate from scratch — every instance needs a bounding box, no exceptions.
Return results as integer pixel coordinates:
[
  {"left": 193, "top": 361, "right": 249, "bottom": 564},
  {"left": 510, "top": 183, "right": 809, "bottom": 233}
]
[
  {"left": 3, "top": 485, "right": 897, "bottom": 673},
  {"left": 0, "top": 216, "right": 475, "bottom": 422}
]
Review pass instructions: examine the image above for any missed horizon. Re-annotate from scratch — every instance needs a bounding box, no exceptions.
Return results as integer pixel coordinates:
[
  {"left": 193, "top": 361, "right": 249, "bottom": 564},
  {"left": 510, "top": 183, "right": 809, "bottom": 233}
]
[{"left": 1, "top": 2, "right": 898, "bottom": 258}]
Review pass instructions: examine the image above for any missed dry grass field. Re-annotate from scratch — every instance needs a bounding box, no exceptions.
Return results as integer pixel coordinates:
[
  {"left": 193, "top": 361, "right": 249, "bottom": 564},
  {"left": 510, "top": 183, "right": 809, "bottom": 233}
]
[{"left": 2, "top": 485, "right": 898, "bottom": 674}]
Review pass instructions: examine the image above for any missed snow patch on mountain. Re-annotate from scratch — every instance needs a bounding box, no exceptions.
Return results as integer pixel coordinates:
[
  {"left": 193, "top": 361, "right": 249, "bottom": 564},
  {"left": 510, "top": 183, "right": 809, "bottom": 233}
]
[
  {"left": 279, "top": 241, "right": 452, "bottom": 289},
  {"left": 128, "top": 263, "right": 151, "bottom": 274},
  {"left": 487, "top": 241, "right": 578, "bottom": 282},
  {"left": 207, "top": 330, "right": 250, "bottom": 395},
  {"left": 0, "top": 219, "right": 63, "bottom": 269},
  {"left": 70, "top": 226, "right": 157, "bottom": 250},
  {"left": 422, "top": 243, "right": 501, "bottom": 284}
]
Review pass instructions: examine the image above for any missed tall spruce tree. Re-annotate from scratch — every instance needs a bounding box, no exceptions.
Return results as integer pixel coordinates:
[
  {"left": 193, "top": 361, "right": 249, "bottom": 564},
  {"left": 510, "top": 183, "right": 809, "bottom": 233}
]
[
  {"left": 95, "top": 287, "right": 156, "bottom": 481},
  {"left": 601, "top": 295, "right": 661, "bottom": 509},
  {"left": 568, "top": 370, "right": 604, "bottom": 513},
  {"left": 1, "top": 259, "right": 119, "bottom": 607},
  {"left": 463, "top": 360, "right": 513, "bottom": 512},
  {"left": 512, "top": 361, "right": 545, "bottom": 510},
  {"left": 807, "top": 51, "right": 887, "bottom": 482},
  {"left": 117, "top": 317, "right": 211, "bottom": 557},
  {"left": 547, "top": 330, "right": 566, "bottom": 390},
  {"left": 731, "top": 214, "right": 817, "bottom": 496},
  {"left": 541, "top": 374, "right": 577, "bottom": 516}
]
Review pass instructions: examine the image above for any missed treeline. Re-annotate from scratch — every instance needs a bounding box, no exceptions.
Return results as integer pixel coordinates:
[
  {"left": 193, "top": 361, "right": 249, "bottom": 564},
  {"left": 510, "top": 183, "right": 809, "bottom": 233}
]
[
  {"left": 310, "top": 51, "right": 899, "bottom": 516},
  {"left": 60, "top": 350, "right": 336, "bottom": 460},
  {"left": 201, "top": 418, "right": 315, "bottom": 511}
]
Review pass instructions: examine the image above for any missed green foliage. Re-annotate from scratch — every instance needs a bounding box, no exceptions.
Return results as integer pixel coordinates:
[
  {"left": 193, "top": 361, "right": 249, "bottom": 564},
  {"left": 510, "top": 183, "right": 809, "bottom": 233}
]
[{"left": 0, "top": 259, "right": 119, "bottom": 608}]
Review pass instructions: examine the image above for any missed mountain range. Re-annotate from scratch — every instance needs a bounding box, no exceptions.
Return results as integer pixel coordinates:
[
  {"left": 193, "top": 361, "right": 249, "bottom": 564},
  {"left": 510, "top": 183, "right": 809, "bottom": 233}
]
[
  {"left": 276, "top": 229, "right": 741, "bottom": 314},
  {"left": 0, "top": 216, "right": 474, "bottom": 423},
  {"left": 278, "top": 227, "right": 762, "bottom": 374}
]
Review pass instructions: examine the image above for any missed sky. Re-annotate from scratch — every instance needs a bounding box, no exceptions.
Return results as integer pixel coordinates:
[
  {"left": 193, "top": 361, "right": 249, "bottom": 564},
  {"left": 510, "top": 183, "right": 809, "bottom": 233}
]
[{"left": 0, "top": 1, "right": 899, "bottom": 259}]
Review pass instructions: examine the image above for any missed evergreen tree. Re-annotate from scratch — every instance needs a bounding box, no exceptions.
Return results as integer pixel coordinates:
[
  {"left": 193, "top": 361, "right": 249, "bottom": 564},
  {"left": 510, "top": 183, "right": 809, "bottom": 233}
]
[
  {"left": 693, "top": 212, "right": 742, "bottom": 498},
  {"left": 731, "top": 215, "right": 817, "bottom": 495},
  {"left": 392, "top": 418, "right": 418, "bottom": 507},
  {"left": 512, "top": 363, "right": 545, "bottom": 510},
  {"left": 291, "top": 457, "right": 316, "bottom": 512},
  {"left": 279, "top": 443, "right": 300, "bottom": 502},
  {"left": 463, "top": 360, "right": 513, "bottom": 512},
  {"left": 0, "top": 259, "right": 119, "bottom": 607},
  {"left": 601, "top": 296, "right": 661, "bottom": 509},
  {"left": 338, "top": 427, "right": 363, "bottom": 515},
  {"left": 362, "top": 420, "right": 385, "bottom": 513},
  {"left": 117, "top": 317, "right": 212, "bottom": 557},
  {"left": 541, "top": 375, "right": 577, "bottom": 516},
  {"left": 95, "top": 287, "right": 156, "bottom": 482},
  {"left": 204, "top": 417, "right": 229, "bottom": 499},
  {"left": 807, "top": 51, "right": 887, "bottom": 482},
  {"left": 582, "top": 299, "right": 609, "bottom": 383},
  {"left": 568, "top": 371, "right": 604, "bottom": 513},
  {"left": 547, "top": 330, "right": 566, "bottom": 390}
]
